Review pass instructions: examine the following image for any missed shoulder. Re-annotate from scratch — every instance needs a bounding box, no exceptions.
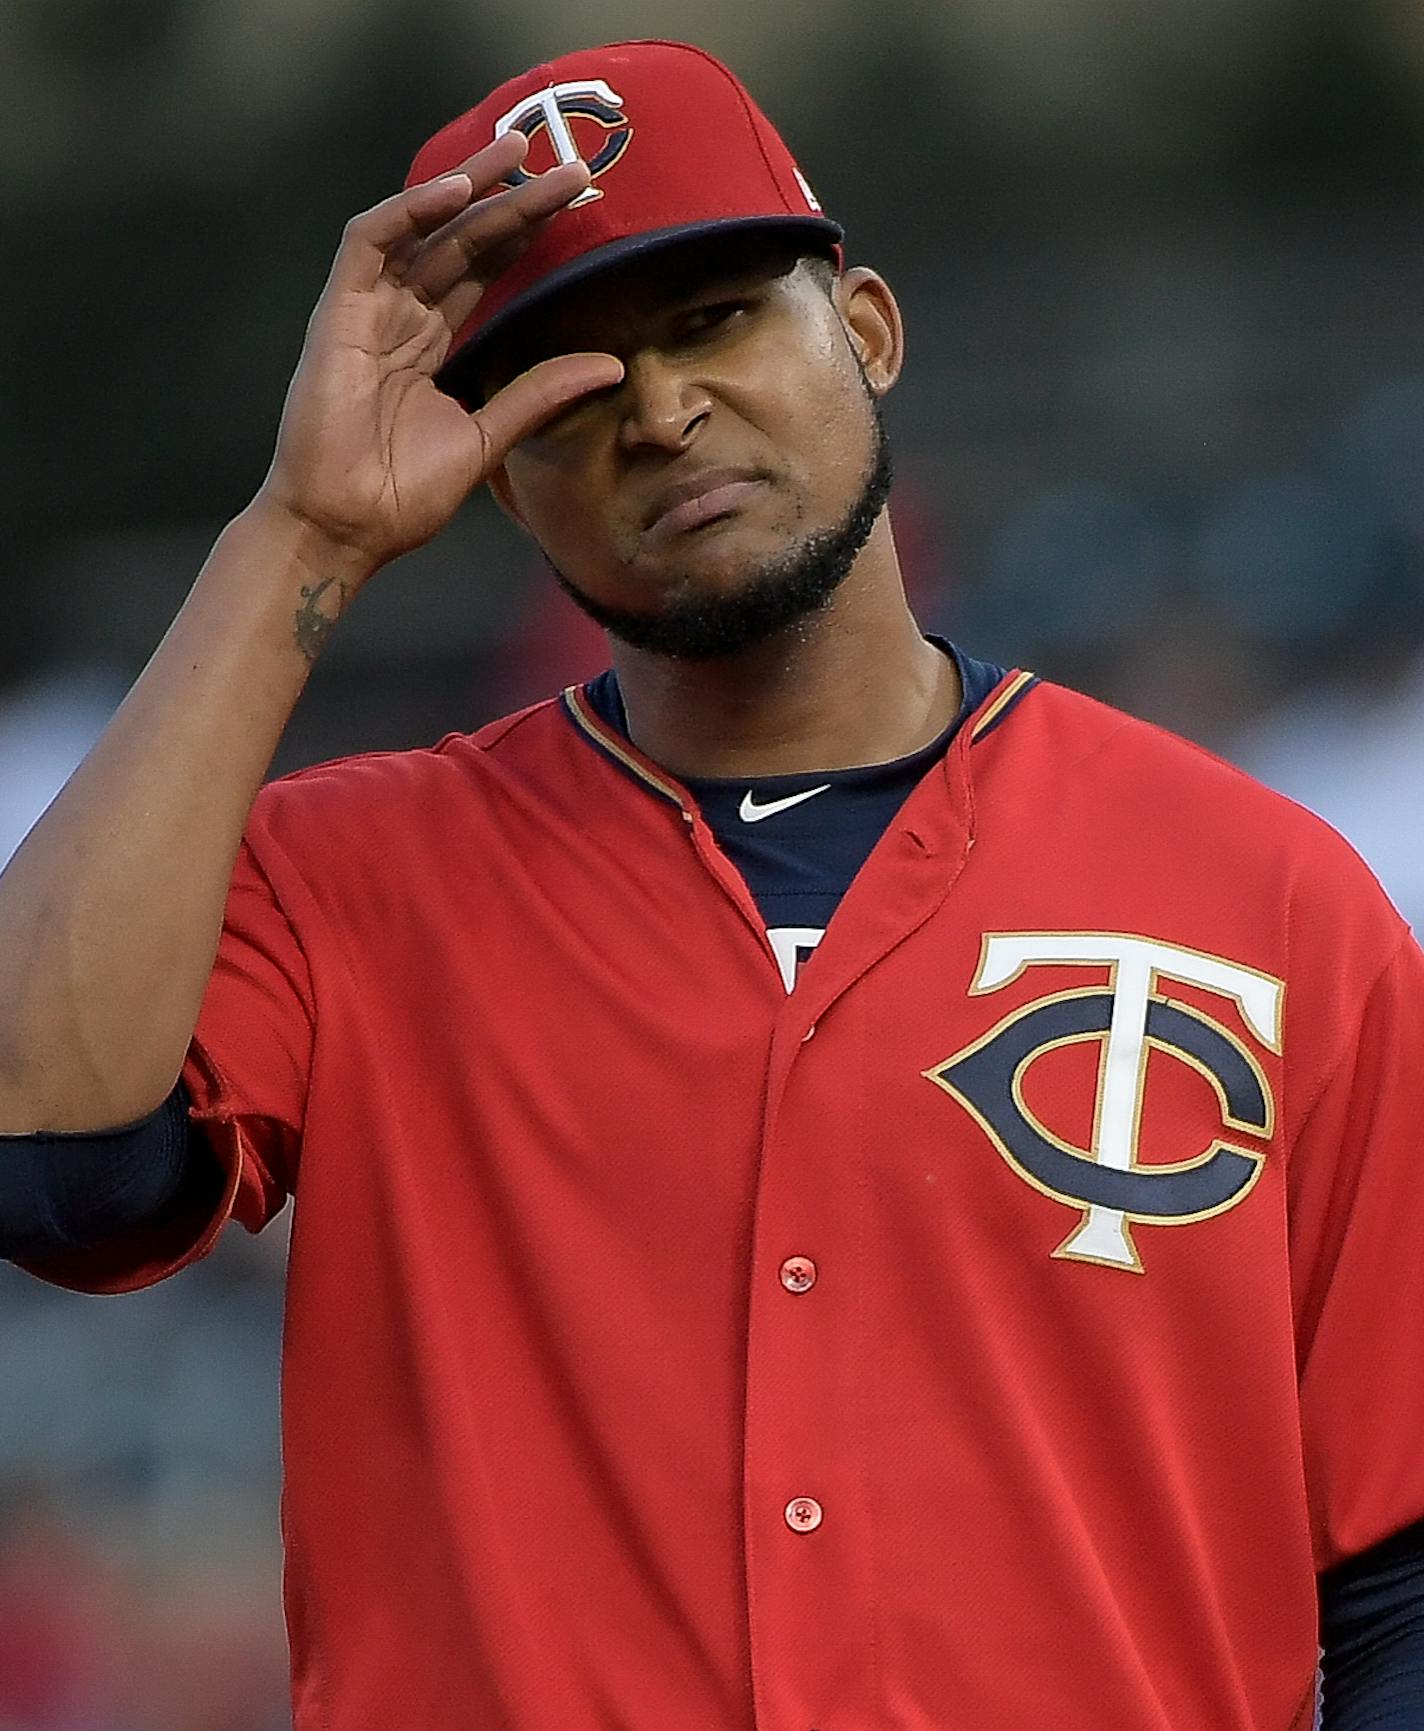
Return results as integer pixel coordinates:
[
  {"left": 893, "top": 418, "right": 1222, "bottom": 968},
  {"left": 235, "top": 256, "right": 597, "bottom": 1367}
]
[
  {"left": 996, "top": 679, "right": 1367, "bottom": 841},
  {"left": 987, "top": 678, "right": 1410, "bottom": 946},
  {"left": 240, "top": 695, "right": 586, "bottom": 874},
  {"left": 978, "top": 681, "right": 1417, "bottom": 1108}
]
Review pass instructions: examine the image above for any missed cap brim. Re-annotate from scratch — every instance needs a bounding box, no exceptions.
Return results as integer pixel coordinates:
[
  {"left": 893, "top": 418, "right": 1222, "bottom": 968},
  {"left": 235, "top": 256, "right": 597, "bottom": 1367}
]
[{"left": 435, "top": 214, "right": 843, "bottom": 406}]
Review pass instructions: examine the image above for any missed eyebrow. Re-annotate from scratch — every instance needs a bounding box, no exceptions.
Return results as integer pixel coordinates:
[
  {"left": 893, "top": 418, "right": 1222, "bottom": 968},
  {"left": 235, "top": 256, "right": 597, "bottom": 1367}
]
[
  {"left": 480, "top": 254, "right": 801, "bottom": 394},
  {"left": 662, "top": 253, "right": 800, "bottom": 300}
]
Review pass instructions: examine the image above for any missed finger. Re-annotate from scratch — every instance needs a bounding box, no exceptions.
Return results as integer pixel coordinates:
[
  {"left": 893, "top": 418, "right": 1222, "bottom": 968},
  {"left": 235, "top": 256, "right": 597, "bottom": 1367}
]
[
  {"left": 377, "top": 176, "right": 475, "bottom": 278},
  {"left": 468, "top": 353, "right": 625, "bottom": 468},
  {"left": 398, "top": 161, "right": 592, "bottom": 307},
  {"left": 397, "top": 159, "right": 590, "bottom": 303},
  {"left": 328, "top": 132, "right": 531, "bottom": 296},
  {"left": 428, "top": 229, "right": 538, "bottom": 339},
  {"left": 382, "top": 134, "right": 538, "bottom": 277}
]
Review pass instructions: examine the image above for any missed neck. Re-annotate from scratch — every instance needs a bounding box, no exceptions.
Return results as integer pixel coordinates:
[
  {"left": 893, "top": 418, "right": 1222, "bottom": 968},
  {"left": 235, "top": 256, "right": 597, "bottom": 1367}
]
[{"left": 609, "top": 518, "right": 960, "bottom": 778}]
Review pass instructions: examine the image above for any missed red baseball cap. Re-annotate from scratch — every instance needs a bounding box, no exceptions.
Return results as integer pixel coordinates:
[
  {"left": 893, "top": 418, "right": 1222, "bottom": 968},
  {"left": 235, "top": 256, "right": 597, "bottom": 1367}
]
[{"left": 405, "top": 40, "right": 843, "bottom": 405}]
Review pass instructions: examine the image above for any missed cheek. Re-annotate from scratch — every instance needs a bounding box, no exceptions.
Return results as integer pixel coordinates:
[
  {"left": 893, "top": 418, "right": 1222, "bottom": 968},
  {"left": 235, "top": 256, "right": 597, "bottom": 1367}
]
[
  {"left": 752, "top": 301, "right": 875, "bottom": 473},
  {"left": 772, "top": 363, "right": 876, "bottom": 514},
  {"left": 503, "top": 454, "right": 610, "bottom": 562}
]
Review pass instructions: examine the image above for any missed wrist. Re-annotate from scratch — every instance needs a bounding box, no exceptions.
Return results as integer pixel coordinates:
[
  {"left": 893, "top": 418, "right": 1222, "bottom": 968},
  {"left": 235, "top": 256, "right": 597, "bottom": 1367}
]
[
  {"left": 191, "top": 498, "right": 375, "bottom": 671},
  {"left": 236, "top": 492, "right": 384, "bottom": 592}
]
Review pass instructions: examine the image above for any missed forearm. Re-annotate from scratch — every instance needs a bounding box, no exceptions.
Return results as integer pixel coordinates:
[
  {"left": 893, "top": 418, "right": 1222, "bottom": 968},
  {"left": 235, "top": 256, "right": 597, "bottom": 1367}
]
[
  {"left": 0, "top": 499, "right": 367, "bottom": 1133},
  {"left": 0, "top": 140, "right": 602, "bottom": 1137}
]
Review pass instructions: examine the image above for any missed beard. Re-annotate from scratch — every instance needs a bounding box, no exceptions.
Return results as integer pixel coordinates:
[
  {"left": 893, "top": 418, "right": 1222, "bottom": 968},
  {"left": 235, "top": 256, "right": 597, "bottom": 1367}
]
[{"left": 546, "top": 396, "right": 893, "bottom": 661}]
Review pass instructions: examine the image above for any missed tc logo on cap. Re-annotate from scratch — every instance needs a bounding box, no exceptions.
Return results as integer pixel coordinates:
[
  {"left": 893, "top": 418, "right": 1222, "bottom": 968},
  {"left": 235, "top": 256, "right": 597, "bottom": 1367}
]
[{"left": 493, "top": 80, "right": 633, "bottom": 206}]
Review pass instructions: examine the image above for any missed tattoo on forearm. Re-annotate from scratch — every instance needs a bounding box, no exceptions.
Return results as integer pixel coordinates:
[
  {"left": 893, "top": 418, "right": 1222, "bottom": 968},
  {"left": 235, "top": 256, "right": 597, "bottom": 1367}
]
[{"left": 294, "top": 578, "right": 347, "bottom": 664}]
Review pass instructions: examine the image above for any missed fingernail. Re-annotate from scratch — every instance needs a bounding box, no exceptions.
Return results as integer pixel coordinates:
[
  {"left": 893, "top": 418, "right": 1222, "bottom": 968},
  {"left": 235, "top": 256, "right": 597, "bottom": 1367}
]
[{"left": 436, "top": 173, "right": 472, "bottom": 196}]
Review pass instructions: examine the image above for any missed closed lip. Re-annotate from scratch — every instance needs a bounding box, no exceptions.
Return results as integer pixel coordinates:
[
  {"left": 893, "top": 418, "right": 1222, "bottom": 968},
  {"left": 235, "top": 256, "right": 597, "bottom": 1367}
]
[{"left": 641, "top": 467, "right": 766, "bottom": 535}]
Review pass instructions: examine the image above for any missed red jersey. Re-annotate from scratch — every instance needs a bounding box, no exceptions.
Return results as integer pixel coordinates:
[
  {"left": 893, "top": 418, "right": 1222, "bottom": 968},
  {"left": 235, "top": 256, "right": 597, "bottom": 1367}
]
[{"left": 25, "top": 671, "right": 1424, "bottom": 1731}]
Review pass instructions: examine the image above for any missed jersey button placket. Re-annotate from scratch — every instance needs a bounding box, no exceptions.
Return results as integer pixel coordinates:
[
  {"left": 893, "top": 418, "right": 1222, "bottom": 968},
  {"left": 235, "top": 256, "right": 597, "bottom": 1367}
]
[{"left": 744, "top": 1008, "right": 876, "bottom": 1727}]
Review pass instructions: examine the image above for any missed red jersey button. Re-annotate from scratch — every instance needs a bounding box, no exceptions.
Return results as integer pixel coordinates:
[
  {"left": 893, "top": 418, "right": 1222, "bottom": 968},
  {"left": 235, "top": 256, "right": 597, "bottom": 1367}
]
[
  {"left": 785, "top": 1497, "right": 823, "bottom": 1533},
  {"left": 779, "top": 1256, "right": 817, "bottom": 1293}
]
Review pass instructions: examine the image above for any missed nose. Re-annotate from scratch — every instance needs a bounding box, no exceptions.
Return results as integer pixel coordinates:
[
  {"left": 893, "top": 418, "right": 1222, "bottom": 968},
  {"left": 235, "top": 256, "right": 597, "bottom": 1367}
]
[{"left": 616, "top": 351, "right": 711, "bottom": 454}]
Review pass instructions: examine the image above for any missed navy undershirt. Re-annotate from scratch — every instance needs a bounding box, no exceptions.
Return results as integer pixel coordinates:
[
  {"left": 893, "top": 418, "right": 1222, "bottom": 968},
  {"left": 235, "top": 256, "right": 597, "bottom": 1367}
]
[
  {"left": 583, "top": 639, "right": 1005, "bottom": 954},
  {"left": 0, "top": 641, "right": 1421, "bottom": 1727}
]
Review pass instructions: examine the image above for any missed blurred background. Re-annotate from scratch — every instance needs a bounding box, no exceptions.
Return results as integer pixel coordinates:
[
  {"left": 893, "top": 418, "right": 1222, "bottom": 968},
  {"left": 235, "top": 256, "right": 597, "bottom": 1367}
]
[{"left": 2, "top": 0, "right": 1423, "bottom": 1721}]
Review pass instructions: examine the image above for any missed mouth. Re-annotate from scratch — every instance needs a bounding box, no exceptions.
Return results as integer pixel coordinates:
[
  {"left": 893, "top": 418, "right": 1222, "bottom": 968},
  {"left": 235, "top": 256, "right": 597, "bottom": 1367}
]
[{"left": 641, "top": 469, "right": 767, "bottom": 542}]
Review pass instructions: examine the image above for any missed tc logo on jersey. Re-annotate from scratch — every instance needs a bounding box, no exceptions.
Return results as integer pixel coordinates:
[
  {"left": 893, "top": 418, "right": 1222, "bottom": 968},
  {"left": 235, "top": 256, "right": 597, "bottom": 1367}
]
[
  {"left": 924, "top": 933, "right": 1284, "bottom": 1273},
  {"left": 493, "top": 80, "right": 633, "bottom": 206}
]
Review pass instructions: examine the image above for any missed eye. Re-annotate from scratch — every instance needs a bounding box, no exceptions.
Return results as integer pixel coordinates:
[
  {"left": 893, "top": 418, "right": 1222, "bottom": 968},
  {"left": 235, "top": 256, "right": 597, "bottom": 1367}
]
[{"left": 680, "top": 300, "right": 747, "bottom": 339}]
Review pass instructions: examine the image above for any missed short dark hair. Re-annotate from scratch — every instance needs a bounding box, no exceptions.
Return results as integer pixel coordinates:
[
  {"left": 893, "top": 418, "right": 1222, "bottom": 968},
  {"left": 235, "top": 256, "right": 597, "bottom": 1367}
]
[{"left": 800, "top": 251, "right": 839, "bottom": 296}]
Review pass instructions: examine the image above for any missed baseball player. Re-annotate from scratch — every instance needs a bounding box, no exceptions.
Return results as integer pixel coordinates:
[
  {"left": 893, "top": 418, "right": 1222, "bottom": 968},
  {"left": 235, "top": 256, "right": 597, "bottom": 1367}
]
[{"left": 1, "top": 39, "right": 1421, "bottom": 1731}]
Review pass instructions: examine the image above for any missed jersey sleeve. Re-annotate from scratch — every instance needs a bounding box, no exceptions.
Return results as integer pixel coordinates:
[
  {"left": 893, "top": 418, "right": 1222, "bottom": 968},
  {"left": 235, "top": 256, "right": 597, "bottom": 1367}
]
[
  {"left": 1289, "top": 928, "right": 1424, "bottom": 1571},
  {"left": 11, "top": 837, "right": 313, "bottom": 1296}
]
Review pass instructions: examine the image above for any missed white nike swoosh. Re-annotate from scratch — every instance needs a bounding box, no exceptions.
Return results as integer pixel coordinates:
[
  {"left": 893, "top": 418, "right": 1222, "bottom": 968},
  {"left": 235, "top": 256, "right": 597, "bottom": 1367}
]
[{"left": 738, "top": 784, "right": 832, "bottom": 823}]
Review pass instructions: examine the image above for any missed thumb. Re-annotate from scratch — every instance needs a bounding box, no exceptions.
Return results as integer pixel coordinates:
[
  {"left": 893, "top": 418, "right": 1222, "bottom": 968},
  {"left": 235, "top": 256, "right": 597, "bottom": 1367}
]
[{"left": 466, "top": 352, "right": 625, "bottom": 473}]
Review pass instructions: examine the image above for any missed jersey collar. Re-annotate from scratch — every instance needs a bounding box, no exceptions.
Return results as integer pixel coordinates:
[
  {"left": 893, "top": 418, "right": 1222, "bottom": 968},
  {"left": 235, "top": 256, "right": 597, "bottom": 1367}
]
[
  {"left": 559, "top": 645, "right": 1037, "bottom": 809},
  {"left": 561, "top": 683, "right": 689, "bottom": 811}
]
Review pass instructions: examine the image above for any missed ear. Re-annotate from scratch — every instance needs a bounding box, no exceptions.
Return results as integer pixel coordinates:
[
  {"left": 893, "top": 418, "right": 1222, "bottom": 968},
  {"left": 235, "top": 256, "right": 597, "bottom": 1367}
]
[{"left": 835, "top": 268, "right": 904, "bottom": 396}]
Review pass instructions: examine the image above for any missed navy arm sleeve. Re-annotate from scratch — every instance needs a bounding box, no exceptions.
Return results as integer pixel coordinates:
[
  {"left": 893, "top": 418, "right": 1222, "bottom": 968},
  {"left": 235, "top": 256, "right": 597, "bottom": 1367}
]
[
  {"left": 1320, "top": 1517, "right": 1424, "bottom": 1727},
  {"left": 0, "top": 1084, "right": 225, "bottom": 1260}
]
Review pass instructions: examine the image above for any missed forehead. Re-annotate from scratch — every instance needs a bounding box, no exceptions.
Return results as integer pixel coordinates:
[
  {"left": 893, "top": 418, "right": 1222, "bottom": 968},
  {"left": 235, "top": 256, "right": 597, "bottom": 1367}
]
[{"left": 477, "top": 230, "right": 816, "bottom": 386}]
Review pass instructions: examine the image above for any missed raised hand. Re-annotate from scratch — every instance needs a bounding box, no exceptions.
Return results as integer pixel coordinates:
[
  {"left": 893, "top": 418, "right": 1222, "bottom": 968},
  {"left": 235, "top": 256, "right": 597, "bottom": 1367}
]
[{"left": 257, "top": 131, "right": 623, "bottom": 580}]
